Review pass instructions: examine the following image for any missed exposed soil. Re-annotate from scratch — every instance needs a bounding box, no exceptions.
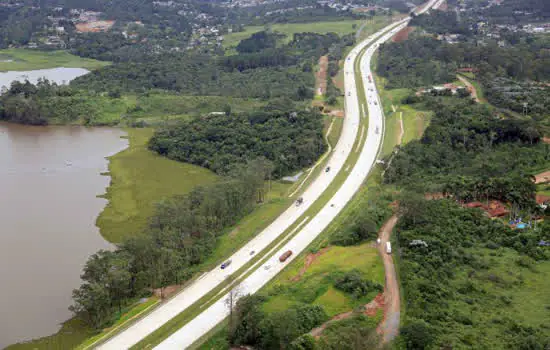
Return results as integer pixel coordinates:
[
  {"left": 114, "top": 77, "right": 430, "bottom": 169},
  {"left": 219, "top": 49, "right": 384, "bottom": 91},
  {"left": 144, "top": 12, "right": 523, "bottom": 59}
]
[
  {"left": 309, "top": 293, "right": 385, "bottom": 337},
  {"left": 397, "top": 112, "right": 404, "bottom": 146},
  {"left": 75, "top": 20, "right": 115, "bottom": 33},
  {"left": 392, "top": 26, "right": 414, "bottom": 42},
  {"left": 328, "top": 109, "right": 345, "bottom": 118},
  {"left": 376, "top": 215, "right": 401, "bottom": 343},
  {"left": 542, "top": 137, "right": 550, "bottom": 144},
  {"left": 153, "top": 284, "right": 181, "bottom": 299},
  {"left": 291, "top": 247, "right": 331, "bottom": 281},
  {"left": 457, "top": 75, "right": 480, "bottom": 103},
  {"left": 534, "top": 170, "right": 550, "bottom": 184},
  {"left": 416, "top": 112, "right": 425, "bottom": 136},
  {"left": 316, "top": 56, "right": 329, "bottom": 96}
]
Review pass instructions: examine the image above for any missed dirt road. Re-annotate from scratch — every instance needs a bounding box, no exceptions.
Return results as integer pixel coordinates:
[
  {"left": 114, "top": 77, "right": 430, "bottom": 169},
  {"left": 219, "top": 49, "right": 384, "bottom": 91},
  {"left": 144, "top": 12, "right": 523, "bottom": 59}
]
[
  {"left": 457, "top": 75, "right": 480, "bottom": 103},
  {"left": 377, "top": 215, "right": 400, "bottom": 343}
]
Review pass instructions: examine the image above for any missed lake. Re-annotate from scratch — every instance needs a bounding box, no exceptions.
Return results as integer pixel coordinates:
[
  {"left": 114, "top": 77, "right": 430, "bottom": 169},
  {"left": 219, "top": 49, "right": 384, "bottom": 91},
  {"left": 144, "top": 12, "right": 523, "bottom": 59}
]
[
  {"left": 0, "top": 67, "right": 89, "bottom": 91},
  {"left": 0, "top": 122, "right": 128, "bottom": 347}
]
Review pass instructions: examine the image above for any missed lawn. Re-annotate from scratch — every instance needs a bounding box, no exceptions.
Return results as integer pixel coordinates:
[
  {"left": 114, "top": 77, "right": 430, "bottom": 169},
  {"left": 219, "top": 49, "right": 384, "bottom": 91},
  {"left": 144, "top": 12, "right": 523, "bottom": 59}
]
[
  {"left": 262, "top": 243, "right": 384, "bottom": 317},
  {"left": 0, "top": 49, "right": 108, "bottom": 71},
  {"left": 5, "top": 318, "right": 95, "bottom": 350},
  {"left": 223, "top": 17, "right": 392, "bottom": 53},
  {"left": 222, "top": 20, "right": 364, "bottom": 49},
  {"left": 96, "top": 128, "right": 219, "bottom": 243}
]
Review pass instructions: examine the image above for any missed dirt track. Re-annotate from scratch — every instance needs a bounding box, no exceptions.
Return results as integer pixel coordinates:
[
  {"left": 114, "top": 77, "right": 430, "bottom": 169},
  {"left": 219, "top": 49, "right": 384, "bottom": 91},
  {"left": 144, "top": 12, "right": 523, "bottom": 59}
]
[
  {"left": 377, "top": 215, "right": 400, "bottom": 343},
  {"left": 457, "top": 75, "right": 480, "bottom": 103}
]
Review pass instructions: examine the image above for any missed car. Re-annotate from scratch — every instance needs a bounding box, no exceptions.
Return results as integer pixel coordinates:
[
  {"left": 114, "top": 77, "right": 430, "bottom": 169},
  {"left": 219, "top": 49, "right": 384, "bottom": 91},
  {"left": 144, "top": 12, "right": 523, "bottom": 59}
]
[
  {"left": 296, "top": 197, "right": 304, "bottom": 206},
  {"left": 264, "top": 265, "right": 271, "bottom": 270},
  {"left": 279, "top": 250, "right": 293, "bottom": 262},
  {"left": 250, "top": 250, "right": 255, "bottom": 256},
  {"left": 325, "top": 166, "right": 331, "bottom": 172},
  {"left": 221, "top": 260, "right": 232, "bottom": 269},
  {"left": 374, "top": 101, "right": 378, "bottom": 105},
  {"left": 348, "top": 92, "right": 351, "bottom": 96}
]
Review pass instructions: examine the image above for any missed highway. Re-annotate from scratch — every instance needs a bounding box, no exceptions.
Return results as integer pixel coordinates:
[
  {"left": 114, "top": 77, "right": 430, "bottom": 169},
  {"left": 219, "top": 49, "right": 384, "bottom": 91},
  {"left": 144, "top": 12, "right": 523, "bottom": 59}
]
[
  {"left": 97, "top": 2, "right": 437, "bottom": 349},
  {"left": 98, "top": 17, "right": 364, "bottom": 350},
  {"left": 154, "top": 1, "right": 439, "bottom": 348}
]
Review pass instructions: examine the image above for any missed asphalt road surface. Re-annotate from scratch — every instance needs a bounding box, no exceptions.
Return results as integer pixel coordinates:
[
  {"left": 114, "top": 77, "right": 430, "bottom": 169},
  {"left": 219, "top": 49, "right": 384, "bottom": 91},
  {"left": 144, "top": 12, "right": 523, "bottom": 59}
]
[
  {"left": 98, "top": 1, "right": 438, "bottom": 348},
  {"left": 154, "top": 2, "right": 439, "bottom": 347}
]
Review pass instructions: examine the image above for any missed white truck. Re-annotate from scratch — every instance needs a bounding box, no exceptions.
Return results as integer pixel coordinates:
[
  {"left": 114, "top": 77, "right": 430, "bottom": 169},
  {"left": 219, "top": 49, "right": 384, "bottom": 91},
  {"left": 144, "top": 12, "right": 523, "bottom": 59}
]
[{"left": 386, "top": 242, "right": 392, "bottom": 254}]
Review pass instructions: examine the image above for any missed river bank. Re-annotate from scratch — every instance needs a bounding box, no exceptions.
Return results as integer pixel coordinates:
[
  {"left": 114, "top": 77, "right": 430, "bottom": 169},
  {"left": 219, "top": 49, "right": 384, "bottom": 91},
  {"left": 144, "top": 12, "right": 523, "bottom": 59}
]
[{"left": 0, "top": 122, "right": 128, "bottom": 348}]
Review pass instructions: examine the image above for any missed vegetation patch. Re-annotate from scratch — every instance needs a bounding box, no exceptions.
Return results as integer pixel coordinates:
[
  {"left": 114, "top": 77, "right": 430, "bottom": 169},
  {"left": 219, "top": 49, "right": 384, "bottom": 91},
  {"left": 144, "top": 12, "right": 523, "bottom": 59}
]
[
  {"left": 0, "top": 49, "right": 109, "bottom": 72},
  {"left": 97, "top": 128, "right": 218, "bottom": 243}
]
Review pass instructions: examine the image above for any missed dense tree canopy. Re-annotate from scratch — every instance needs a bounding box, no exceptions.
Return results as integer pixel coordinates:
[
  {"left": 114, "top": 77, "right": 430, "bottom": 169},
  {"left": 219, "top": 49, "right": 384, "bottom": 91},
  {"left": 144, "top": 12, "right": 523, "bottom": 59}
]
[{"left": 149, "top": 110, "right": 326, "bottom": 177}]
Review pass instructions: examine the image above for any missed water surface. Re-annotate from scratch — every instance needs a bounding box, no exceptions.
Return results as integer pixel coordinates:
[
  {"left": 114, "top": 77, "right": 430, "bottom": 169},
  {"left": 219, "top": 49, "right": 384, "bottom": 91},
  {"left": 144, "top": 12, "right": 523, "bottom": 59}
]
[
  {"left": 0, "top": 67, "right": 89, "bottom": 90},
  {"left": 0, "top": 122, "right": 127, "bottom": 347}
]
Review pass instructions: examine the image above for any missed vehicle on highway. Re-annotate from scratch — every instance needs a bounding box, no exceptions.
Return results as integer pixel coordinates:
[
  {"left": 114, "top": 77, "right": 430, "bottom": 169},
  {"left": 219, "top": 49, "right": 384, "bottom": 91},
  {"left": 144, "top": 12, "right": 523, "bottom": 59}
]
[
  {"left": 296, "top": 197, "right": 304, "bottom": 206},
  {"left": 279, "top": 250, "right": 293, "bottom": 262},
  {"left": 375, "top": 126, "right": 380, "bottom": 134},
  {"left": 325, "top": 166, "right": 331, "bottom": 172},
  {"left": 374, "top": 101, "right": 378, "bottom": 105},
  {"left": 250, "top": 250, "right": 255, "bottom": 256},
  {"left": 221, "top": 260, "right": 232, "bottom": 269},
  {"left": 264, "top": 265, "right": 271, "bottom": 270},
  {"left": 348, "top": 92, "right": 351, "bottom": 96},
  {"left": 386, "top": 242, "right": 392, "bottom": 254}
]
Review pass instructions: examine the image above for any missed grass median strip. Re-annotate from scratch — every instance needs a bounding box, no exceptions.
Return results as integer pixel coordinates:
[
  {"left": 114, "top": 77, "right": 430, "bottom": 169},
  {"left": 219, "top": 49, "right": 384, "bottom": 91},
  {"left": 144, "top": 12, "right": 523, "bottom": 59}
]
[{"left": 131, "top": 35, "right": 378, "bottom": 349}]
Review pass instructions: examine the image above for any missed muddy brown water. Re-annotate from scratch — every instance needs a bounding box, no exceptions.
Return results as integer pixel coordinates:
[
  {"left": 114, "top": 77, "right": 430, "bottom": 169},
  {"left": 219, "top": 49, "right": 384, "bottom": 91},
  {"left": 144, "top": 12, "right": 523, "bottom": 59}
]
[{"left": 0, "top": 122, "right": 128, "bottom": 347}]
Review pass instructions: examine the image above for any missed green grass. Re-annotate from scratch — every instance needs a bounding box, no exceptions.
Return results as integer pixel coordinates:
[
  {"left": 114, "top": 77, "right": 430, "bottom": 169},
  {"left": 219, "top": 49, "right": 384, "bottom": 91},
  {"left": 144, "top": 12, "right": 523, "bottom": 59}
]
[
  {"left": 5, "top": 318, "right": 95, "bottom": 350},
  {"left": 96, "top": 128, "right": 219, "bottom": 242},
  {"left": 223, "top": 20, "right": 364, "bottom": 49},
  {"left": 263, "top": 243, "right": 384, "bottom": 316},
  {"left": 77, "top": 297, "right": 159, "bottom": 350},
  {"left": 0, "top": 49, "right": 108, "bottom": 71},
  {"left": 223, "top": 17, "right": 391, "bottom": 53},
  {"left": 49, "top": 93, "right": 269, "bottom": 126}
]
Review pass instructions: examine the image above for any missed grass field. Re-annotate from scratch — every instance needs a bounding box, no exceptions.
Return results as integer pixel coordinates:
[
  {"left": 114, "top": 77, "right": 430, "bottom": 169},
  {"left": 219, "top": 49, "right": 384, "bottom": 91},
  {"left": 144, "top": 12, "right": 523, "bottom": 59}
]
[
  {"left": 0, "top": 49, "right": 108, "bottom": 71},
  {"left": 262, "top": 243, "right": 384, "bottom": 317},
  {"left": 96, "top": 128, "right": 219, "bottom": 243},
  {"left": 222, "top": 17, "right": 391, "bottom": 53}
]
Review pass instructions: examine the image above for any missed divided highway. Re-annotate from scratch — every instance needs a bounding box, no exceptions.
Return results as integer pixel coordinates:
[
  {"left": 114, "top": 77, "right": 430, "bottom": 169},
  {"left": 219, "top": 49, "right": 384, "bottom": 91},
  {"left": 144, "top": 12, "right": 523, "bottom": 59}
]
[
  {"left": 97, "top": 2, "right": 438, "bottom": 349},
  {"left": 154, "top": 2, "right": 438, "bottom": 348}
]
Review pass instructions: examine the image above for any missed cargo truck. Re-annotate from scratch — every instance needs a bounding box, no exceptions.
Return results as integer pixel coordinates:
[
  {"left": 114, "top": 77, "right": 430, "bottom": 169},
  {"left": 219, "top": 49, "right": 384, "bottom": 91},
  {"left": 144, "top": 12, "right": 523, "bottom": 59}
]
[{"left": 386, "top": 242, "right": 392, "bottom": 254}]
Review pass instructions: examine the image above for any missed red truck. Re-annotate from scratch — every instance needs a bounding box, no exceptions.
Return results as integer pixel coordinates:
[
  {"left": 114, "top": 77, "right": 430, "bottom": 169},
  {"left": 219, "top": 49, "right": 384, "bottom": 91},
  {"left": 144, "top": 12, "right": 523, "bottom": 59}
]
[{"left": 279, "top": 250, "right": 293, "bottom": 262}]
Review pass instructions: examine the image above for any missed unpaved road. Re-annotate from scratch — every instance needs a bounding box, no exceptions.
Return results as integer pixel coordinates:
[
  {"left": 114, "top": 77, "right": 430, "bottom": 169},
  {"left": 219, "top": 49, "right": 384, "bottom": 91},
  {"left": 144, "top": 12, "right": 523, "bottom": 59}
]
[
  {"left": 377, "top": 215, "right": 400, "bottom": 343},
  {"left": 457, "top": 75, "right": 480, "bottom": 103}
]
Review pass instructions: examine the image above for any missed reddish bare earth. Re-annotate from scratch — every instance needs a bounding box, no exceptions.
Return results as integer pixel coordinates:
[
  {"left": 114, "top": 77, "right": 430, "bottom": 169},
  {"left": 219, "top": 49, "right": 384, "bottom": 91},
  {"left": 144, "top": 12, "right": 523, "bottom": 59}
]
[
  {"left": 543, "top": 137, "right": 550, "bottom": 144},
  {"left": 316, "top": 56, "right": 329, "bottom": 96},
  {"left": 534, "top": 170, "right": 550, "bottom": 184},
  {"left": 153, "top": 284, "right": 181, "bottom": 299},
  {"left": 376, "top": 215, "right": 401, "bottom": 343},
  {"left": 76, "top": 20, "right": 115, "bottom": 33},
  {"left": 392, "top": 26, "right": 414, "bottom": 42},
  {"left": 291, "top": 247, "right": 331, "bottom": 281},
  {"left": 309, "top": 293, "right": 385, "bottom": 337}
]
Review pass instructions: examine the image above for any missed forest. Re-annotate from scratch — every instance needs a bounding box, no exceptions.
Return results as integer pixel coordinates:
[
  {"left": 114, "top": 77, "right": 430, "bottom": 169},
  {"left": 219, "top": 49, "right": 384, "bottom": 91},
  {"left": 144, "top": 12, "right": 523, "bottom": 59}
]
[
  {"left": 149, "top": 110, "right": 326, "bottom": 177},
  {"left": 71, "top": 31, "right": 350, "bottom": 100},
  {"left": 384, "top": 97, "right": 544, "bottom": 210},
  {"left": 70, "top": 159, "right": 273, "bottom": 329},
  {"left": 395, "top": 197, "right": 549, "bottom": 349}
]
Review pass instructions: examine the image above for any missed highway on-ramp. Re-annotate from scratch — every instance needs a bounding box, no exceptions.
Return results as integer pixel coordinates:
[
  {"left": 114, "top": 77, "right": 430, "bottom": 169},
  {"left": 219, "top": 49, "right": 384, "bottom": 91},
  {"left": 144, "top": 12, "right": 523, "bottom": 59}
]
[{"left": 97, "top": 2, "right": 438, "bottom": 348}]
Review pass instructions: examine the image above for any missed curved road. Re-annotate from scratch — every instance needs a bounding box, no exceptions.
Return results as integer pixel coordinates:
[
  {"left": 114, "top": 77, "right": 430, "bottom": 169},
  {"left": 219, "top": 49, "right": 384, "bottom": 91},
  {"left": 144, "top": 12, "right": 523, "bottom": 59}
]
[
  {"left": 97, "top": 2, "right": 438, "bottom": 348},
  {"left": 155, "top": 2, "right": 438, "bottom": 348}
]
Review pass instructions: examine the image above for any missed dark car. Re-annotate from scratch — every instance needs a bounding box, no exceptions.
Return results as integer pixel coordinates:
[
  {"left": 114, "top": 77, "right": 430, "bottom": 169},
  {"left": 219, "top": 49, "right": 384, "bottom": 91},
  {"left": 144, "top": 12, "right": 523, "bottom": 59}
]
[
  {"left": 325, "top": 166, "right": 331, "bottom": 172},
  {"left": 221, "top": 260, "right": 232, "bottom": 269}
]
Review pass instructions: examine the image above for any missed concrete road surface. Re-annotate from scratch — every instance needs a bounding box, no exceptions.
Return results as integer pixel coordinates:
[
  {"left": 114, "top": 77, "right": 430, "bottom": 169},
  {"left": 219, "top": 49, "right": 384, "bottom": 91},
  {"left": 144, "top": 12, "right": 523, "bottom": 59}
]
[
  {"left": 97, "top": 1, "right": 438, "bottom": 349},
  {"left": 154, "top": 2, "right": 439, "bottom": 347}
]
